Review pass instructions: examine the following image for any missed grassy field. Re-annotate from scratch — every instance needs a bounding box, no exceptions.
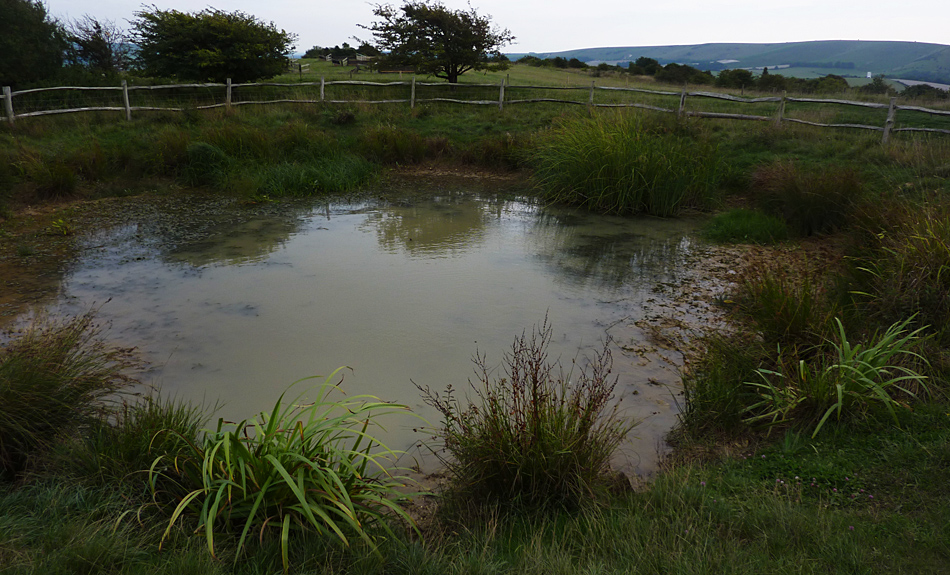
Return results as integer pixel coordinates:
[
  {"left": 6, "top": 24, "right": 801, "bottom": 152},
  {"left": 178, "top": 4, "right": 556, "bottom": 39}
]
[{"left": 2, "top": 64, "right": 950, "bottom": 573}]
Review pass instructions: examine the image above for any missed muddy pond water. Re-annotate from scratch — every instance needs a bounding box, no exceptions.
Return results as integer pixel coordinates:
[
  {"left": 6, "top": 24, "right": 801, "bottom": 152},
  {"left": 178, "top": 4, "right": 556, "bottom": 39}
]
[{"left": 15, "top": 175, "right": 722, "bottom": 478}]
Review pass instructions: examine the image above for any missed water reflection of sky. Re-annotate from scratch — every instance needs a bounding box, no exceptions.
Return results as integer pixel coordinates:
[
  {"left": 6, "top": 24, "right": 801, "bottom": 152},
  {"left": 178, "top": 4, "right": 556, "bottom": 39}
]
[{"left": 43, "top": 183, "right": 701, "bottom": 476}]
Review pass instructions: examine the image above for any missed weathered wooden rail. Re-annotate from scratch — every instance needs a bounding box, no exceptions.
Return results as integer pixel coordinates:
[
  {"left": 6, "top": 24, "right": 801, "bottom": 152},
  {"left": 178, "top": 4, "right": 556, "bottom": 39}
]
[{"left": 3, "top": 78, "right": 949, "bottom": 143}]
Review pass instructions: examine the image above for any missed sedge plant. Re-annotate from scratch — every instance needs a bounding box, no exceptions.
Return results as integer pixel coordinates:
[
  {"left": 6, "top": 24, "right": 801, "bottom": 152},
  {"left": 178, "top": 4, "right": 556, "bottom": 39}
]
[
  {"left": 419, "top": 318, "right": 638, "bottom": 511},
  {"left": 744, "top": 316, "right": 929, "bottom": 437},
  {"left": 148, "top": 368, "right": 418, "bottom": 573}
]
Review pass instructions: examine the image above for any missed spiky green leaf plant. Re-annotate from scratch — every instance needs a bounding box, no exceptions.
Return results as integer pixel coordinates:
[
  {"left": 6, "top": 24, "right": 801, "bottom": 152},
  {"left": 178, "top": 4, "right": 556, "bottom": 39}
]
[{"left": 148, "top": 368, "right": 419, "bottom": 573}]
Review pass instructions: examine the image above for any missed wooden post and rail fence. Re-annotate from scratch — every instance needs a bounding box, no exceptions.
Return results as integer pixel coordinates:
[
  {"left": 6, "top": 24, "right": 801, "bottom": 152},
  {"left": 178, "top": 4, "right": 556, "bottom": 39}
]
[{"left": 2, "top": 78, "right": 949, "bottom": 144}]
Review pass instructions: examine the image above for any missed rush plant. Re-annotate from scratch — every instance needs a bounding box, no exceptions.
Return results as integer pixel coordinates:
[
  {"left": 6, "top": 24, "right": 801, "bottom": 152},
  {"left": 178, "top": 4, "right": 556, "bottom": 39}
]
[
  {"left": 148, "top": 369, "right": 417, "bottom": 573},
  {"left": 419, "top": 318, "right": 637, "bottom": 510}
]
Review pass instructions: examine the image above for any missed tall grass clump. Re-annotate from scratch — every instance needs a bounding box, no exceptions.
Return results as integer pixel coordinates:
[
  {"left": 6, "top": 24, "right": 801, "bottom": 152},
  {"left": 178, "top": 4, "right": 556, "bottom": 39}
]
[
  {"left": 0, "top": 311, "right": 137, "bottom": 478},
  {"left": 752, "top": 160, "right": 862, "bottom": 236},
  {"left": 181, "top": 142, "right": 231, "bottom": 187},
  {"left": 148, "top": 369, "right": 416, "bottom": 573},
  {"left": 255, "top": 154, "right": 377, "bottom": 197},
  {"left": 419, "top": 318, "right": 637, "bottom": 511},
  {"left": 528, "top": 112, "right": 723, "bottom": 216},
  {"left": 845, "top": 203, "right": 950, "bottom": 349},
  {"left": 702, "top": 208, "right": 789, "bottom": 244}
]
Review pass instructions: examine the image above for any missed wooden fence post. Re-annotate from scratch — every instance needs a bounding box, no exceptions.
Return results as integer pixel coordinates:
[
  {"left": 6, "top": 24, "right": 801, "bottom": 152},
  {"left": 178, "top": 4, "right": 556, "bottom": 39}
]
[
  {"left": 226, "top": 78, "right": 232, "bottom": 108},
  {"left": 882, "top": 97, "right": 897, "bottom": 144},
  {"left": 411, "top": 76, "right": 416, "bottom": 109},
  {"left": 775, "top": 90, "right": 786, "bottom": 126},
  {"left": 678, "top": 86, "right": 687, "bottom": 118},
  {"left": 121, "top": 80, "right": 131, "bottom": 121},
  {"left": 3, "top": 86, "right": 13, "bottom": 125},
  {"left": 320, "top": 77, "right": 325, "bottom": 102},
  {"left": 588, "top": 81, "right": 595, "bottom": 110},
  {"left": 498, "top": 78, "right": 505, "bottom": 111}
]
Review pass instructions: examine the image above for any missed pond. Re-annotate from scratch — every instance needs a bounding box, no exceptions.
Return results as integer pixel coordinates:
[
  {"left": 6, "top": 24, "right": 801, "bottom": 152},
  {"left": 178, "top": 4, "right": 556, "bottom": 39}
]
[{"left": 14, "top": 174, "right": 723, "bottom": 478}]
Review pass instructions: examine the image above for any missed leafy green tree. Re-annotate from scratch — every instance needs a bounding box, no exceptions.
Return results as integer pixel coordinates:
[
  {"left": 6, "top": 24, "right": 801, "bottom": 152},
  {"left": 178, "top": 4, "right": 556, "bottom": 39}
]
[
  {"left": 130, "top": 7, "right": 297, "bottom": 83},
  {"left": 634, "top": 57, "right": 660, "bottom": 75},
  {"left": 361, "top": 1, "right": 514, "bottom": 83},
  {"left": 0, "top": 0, "right": 68, "bottom": 88},
  {"left": 65, "top": 15, "right": 132, "bottom": 76},
  {"left": 716, "top": 68, "right": 755, "bottom": 89}
]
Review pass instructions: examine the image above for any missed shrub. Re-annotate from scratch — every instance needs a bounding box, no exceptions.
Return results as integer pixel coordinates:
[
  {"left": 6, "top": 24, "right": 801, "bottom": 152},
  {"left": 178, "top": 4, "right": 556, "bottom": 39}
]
[
  {"left": 528, "top": 113, "right": 723, "bottom": 217},
  {"left": 0, "top": 311, "right": 137, "bottom": 478},
  {"left": 702, "top": 208, "right": 789, "bottom": 244},
  {"left": 357, "top": 125, "right": 429, "bottom": 165},
  {"left": 752, "top": 161, "right": 862, "bottom": 236},
  {"left": 149, "top": 369, "right": 416, "bottom": 573},
  {"left": 18, "top": 155, "right": 79, "bottom": 200},
  {"left": 419, "top": 318, "right": 637, "bottom": 510}
]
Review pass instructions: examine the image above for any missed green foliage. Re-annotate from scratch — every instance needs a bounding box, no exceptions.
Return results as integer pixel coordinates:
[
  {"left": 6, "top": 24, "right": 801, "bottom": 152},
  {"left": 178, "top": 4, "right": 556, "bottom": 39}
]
[
  {"left": 149, "top": 369, "right": 416, "bottom": 573},
  {"left": 0, "top": 0, "right": 68, "bottom": 88},
  {"left": 716, "top": 68, "right": 756, "bottom": 89},
  {"left": 130, "top": 7, "right": 297, "bottom": 83},
  {"left": 846, "top": 204, "right": 950, "bottom": 347},
  {"left": 419, "top": 318, "right": 637, "bottom": 510},
  {"left": 702, "top": 209, "right": 789, "bottom": 244},
  {"left": 362, "top": 1, "right": 514, "bottom": 83},
  {"left": 678, "top": 335, "right": 764, "bottom": 437},
  {"left": 64, "top": 16, "right": 133, "bottom": 76},
  {"left": 745, "top": 317, "right": 929, "bottom": 436},
  {"left": 181, "top": 142, "right": 230, "bottom": 187},
  {"left": 734, "top": 268, "right": 834, "bottom": 349},
  {"left": 529, "top": 112, "right": 723, "bottom": 216},
  {"left": 752, "top": 160, "right": 862, "bottom": 236},
  {"left": 256, "top": 156, "right": 377, "bottom": 196},
  {"left": 654, "top": 63, "right": 715, "bottom": 85},
  {"left": 0, "top": 311, "right": 137, "bottom": 478}
]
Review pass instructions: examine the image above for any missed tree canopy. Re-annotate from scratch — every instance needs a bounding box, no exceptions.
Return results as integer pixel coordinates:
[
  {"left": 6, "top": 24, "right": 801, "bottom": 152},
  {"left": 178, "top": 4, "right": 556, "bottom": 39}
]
[
  {"left": 361, "top": 1, "right": 514, "bottom": 83},
  {"left": 65, "top": 16, "right": 133, "bottom": 76},
  {"left": 130, "top": 7, "right": 296, "bottom": 83},
  {"left": 0, "top": 0, "right": 67, "bottom": 88}
]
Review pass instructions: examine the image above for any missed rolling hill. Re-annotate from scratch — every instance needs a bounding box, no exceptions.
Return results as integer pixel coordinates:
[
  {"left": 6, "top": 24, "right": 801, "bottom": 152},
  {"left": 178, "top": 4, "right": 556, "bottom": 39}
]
[{"left": 511, "top": 40, "right": 950, "bottom": 84}]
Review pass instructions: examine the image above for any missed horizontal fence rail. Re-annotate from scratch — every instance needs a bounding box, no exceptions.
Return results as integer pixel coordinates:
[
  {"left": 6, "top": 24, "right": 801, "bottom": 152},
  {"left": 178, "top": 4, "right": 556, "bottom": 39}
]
[{"left": 3, "top": 77, "right": 949, "bottom": 143}]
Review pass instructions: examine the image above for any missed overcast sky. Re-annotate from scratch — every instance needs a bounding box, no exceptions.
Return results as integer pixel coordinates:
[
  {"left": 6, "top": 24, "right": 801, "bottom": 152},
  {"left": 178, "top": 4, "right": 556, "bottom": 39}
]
[{"left": 43, "top": 0, "right": 950, "bottom": 55}]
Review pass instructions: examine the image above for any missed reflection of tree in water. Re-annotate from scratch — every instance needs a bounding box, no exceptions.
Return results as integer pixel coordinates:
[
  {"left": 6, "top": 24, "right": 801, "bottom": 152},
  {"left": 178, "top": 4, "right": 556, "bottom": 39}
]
[
  {"left": 531, "top": 209, "right": 699, "bottom": 290},
  {"left": 362, "top": 192, "right": 509, "bottom": 257}
]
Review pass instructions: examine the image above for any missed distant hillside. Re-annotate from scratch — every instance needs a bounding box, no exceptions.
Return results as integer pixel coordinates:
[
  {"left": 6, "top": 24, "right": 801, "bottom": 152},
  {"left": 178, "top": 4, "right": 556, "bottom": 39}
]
[{"left": 511, "top": 41, "right": 950, "bottom": 84}]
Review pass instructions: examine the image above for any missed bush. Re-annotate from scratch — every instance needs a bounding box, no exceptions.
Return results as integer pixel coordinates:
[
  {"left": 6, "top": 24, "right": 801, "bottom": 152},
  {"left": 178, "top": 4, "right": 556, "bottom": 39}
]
[
  {"left": 752, "top": 160, "right": 862, "bottom": 236},
  {"left": 419, "top": 318, "right": 637, "bottom": 510},
  {"left": 255, "top": 155, "right": 377, "bottom": 197},
  {"left": 149, "top": 369, "right": 415, "bottom": 573},
  {"left": 702, "top": 209, "right": 789, "bottom": 244},
  {"left": 0, "top": 311, "right": 137, "bottom": 478},
  {"left": 529, "top": 113, "right": 723, "bottom": 217}
]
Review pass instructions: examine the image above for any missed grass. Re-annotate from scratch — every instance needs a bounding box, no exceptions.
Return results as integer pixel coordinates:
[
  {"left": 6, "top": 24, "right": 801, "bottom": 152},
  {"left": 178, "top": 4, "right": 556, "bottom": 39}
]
[
  {"left": 528, "top": 112, "right": 723, "bottom": 216},
  {"left": 0, "top": 310, "right": 138, "bottom": 479},
  {"left": 701, "top": 208, "right": 789, "bottom": 244},
  {"left": 149, "top": 369, "right": 417, "bottom": 573},
  {"left": 418, "top": 318, "right": 637, "bottom": 511}
]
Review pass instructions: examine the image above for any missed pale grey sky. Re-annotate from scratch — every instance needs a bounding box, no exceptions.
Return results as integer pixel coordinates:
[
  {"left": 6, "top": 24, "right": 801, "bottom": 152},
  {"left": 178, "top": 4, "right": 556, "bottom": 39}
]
[{"left": 43, "top": 0, "right": 950, "bottom": 54}]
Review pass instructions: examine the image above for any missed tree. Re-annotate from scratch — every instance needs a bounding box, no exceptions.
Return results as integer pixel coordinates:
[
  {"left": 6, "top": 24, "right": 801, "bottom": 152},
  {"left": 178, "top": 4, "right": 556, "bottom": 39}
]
[
  {"left": 130, "top": 7, "right": 297, "bottom": 83},
  {"left": 65, "top": 15, "right": 133, "bottom": 75},
  {"left": 0, "top": 0, "right": 68, "bottom": 88},
  {"left": 361, "top": 1, "right": 514, "bottom": 83},
  {"left": 716, "top": 68, "right": 755, "bottom": 89}
]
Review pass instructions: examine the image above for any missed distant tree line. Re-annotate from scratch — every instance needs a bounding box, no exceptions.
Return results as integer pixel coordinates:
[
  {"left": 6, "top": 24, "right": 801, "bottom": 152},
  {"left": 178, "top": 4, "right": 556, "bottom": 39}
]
[
  {"left": 515, "top": 53, "right": 950, "bottom": 98},
  {"left": 302, "top": 42, "right": 380, "bottom": 60}
]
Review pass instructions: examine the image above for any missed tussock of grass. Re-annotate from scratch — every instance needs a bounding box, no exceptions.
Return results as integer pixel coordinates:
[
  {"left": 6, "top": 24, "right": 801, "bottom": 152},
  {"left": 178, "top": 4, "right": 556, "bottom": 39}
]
[
  {"left": 0, "top": 311, "right": 137, "bottom": 479},
  {"left": 528, "top": 112, "right": 723, "bottom": 216},
  {"left": 419, "top": 318, "right": 637, "bottom": 511}
]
